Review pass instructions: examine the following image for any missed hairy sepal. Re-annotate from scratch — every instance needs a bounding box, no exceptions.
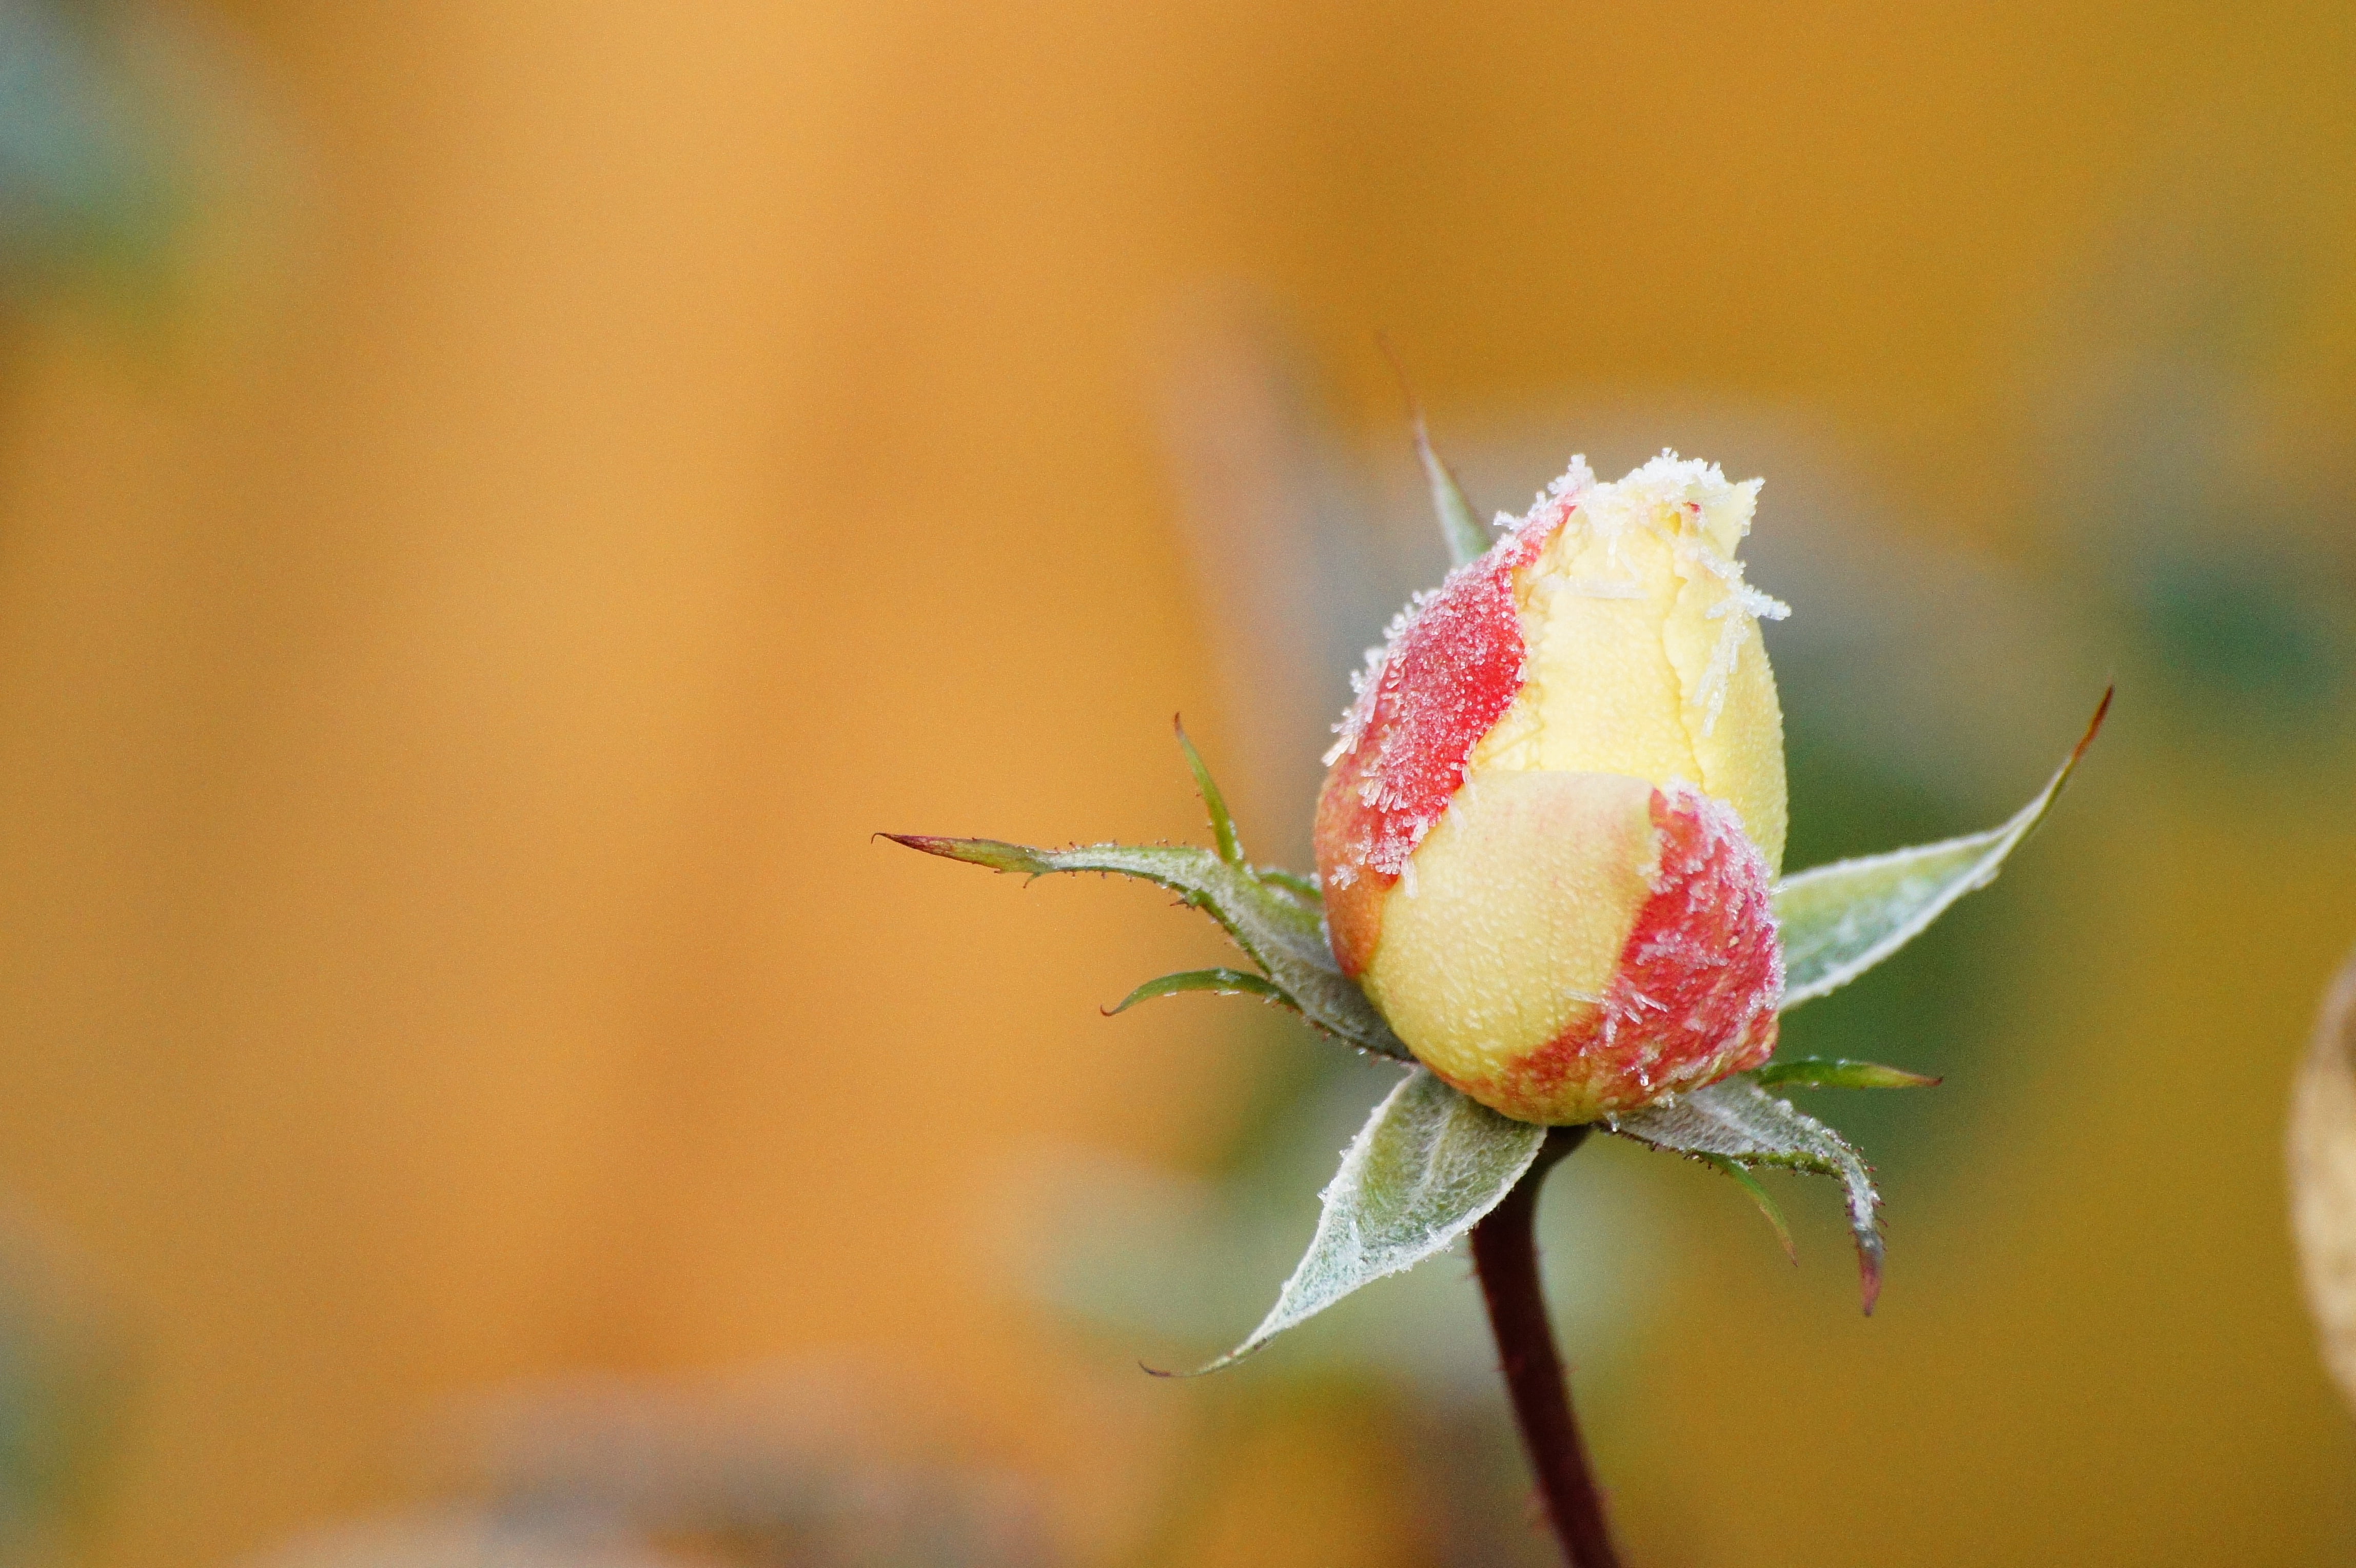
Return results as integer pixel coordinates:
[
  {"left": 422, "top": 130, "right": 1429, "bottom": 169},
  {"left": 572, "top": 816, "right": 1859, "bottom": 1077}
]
[
  {"left": 1609, "top": 1078, "right": 1886, "bottom": 1312},
  {"left": 1774, "top": 689, "right": 2110, "bottom": 1010},
  {"left": 883, "top": 835, "right": 1408, "bottom": 1061},
  {"left": 1190, "top": 1067, "right": 1544, "bottom": 1372}
]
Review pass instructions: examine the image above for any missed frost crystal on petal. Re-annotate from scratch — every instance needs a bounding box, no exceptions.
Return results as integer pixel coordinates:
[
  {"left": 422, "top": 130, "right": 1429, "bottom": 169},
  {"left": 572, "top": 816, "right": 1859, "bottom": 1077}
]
[
  {"left": 1407, "top": 780, "right": 1784, "bottom": 1126},
  {"left": 1316, "top": 446, "right": 1794, "bottom": 980},
  {"left": 1313, "top": 520, "right": 1556, "bottom": 888},
  {"left": 1502, "top": 449, "right": 1791, "bottom": 741},
  {"left": 1690, "top": 545, "right": 1792, "bottom": 736},
  {"left": 1323, "top": 642, "right": 1392, "bottom": 766}
]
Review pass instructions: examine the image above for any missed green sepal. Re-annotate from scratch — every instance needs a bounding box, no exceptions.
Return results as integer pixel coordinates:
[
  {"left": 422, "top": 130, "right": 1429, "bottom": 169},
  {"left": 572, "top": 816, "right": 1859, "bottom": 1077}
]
[
  {"left": 1416, "top": 420, "right": 1491, "bottom": 569},
  {"left": 1381, "top": 339, "right": 1492, "bottom": 569},
  {"left": 1182, "top": 1067, "right": 1544, "bottom": 1374},
  {"left": 1172, "top": 717, "right": 1246, "bottom": 867},
  {"left": 1752, "top": 1057, "right": 1941, "bottom": 1091},
  {"left": 882, "top": 835, "right": 1408, "bottom": 1061},
  {"left": 1253, "top": 866, "right": 1324, "bottom": 902},
  {"left": 1701, "top": 1153, "right": 1797, "bottom": 1263},
  {"left": 1106, "top": 967, "right": 1288, "bottom": 1015},
  {"left": 1775, "top": 689, "right": 2110, "bottom": 1010},
  {"left": 1609, "top": 1078, "right": 1885, "bottom": 1312}
]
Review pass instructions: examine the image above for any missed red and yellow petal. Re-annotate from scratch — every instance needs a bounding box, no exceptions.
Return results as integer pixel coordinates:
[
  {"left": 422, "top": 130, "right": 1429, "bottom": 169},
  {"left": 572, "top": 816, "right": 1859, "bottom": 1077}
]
[{"left": 1314, "top": 453, "right": 1792, "bottom": 1125}]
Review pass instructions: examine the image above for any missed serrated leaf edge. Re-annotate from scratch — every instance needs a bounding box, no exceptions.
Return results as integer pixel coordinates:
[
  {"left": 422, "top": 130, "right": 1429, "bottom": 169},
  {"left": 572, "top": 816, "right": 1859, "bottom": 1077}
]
[
  {"left": 1609, "top": 1079, "right": 1886, "bottom": 1313},
  {"left": 1174, "top": 1068, "right": 1545, "bottom": 1375},
  {"left": 885, "top": 834, "right": 1411, "bottom": 1060},
  {"left": 1775, "top": 687, "right": 2110, "bottom": 1010}
]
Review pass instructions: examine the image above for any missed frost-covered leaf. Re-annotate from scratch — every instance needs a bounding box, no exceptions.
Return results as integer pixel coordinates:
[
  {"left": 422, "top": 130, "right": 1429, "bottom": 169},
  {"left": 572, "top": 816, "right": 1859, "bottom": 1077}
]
[
  {"left": 1752, "top": 1057, "right": 1941, "bottom": 1091},
  {"left": 1193, "top": 1068, "right": 1544, "bottom": 1371},
  {"left": 1106, "top": 967, "right": 1287, "bottom": 1015},
  {"left": 2291, "top": 947, "right": 2356, "bottom": 1414},
  {"left": 1701, "top": 1153, "right": 1796, "bottom": 1263},
  {"left": 1775, "top": 689, "right": 2110, "bottom": 1010},
  {"left": 1610, "top": 1078, "right": 1885, "bottom": 1312},
  {"left": 883, "top": 835, "right": 1408, "bottom": 1060}
]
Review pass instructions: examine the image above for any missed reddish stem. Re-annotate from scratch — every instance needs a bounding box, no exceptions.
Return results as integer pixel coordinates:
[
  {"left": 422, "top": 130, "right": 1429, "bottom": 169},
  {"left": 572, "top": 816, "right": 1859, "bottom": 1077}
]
[{"left": 1470, "top": 1128, "right": 1622, "bottom": 1568}]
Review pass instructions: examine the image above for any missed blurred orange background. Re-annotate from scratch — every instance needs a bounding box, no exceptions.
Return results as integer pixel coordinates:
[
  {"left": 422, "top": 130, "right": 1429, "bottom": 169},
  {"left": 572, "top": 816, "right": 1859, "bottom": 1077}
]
[{"left": 1, "top": 3, "right": 2353, "bottom": 1565}]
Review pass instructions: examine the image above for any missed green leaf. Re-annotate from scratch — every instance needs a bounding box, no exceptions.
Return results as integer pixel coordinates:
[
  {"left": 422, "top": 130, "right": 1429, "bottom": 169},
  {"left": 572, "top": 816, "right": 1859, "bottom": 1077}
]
[
  {"left": 1189, "top": 1068, "right": 1545, "bottom": 1371},
  {"left": 1172, "top": 718, "right": 1246, "bottom": 867},
  {"left": 883, "top": 835, "right": 1410, "bottom": 1060},
  {"left": 1702, "top": 1153, "right": 1796, "bottom": 1264},
  {"left": 1775, "top": 689, "right": 2111, "bottom": 1010},
  {"left": 1106, "top": 967, "right": 1287, "bottom": 1015},
  {"left": 1752, "top": 1057, "right": 1941, "bottom": 1091},
  {"left": 1609, "top": 1078, "right": 1885, "bottom": 1312}
]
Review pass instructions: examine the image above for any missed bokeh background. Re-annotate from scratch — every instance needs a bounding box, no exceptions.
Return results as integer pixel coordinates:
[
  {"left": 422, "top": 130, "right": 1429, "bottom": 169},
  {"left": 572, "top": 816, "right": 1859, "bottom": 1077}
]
[{"left": 1, "top": 2, "right": 2354, "bottom": 1564}]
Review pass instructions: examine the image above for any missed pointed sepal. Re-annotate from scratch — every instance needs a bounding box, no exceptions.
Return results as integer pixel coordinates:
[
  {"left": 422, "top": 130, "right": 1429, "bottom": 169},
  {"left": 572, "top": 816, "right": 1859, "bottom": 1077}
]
[
  {"left": 1752, "top": 1058, "right": 1941, "bottom": 1091},
  {"left": 1381, "top": 339, "right": 1491, "bottom": 568},
  {"left": 1701, "top": 1153, "right": 1797, "bottom": 1264},
  {"left": 1106, "top": 967, "right": 1287, "bottom": 1015},
  {"left": 1173, "top": 717, "right": 1246, "bottom": 867},
  {"left": 1184, "top": 1068, "right": 1544, "bottom": 1373},
  {"left": 882, "top": 835, "right": 1408, "bottom": 1060},
  {"left": 1416, "top": 422, "right": 1490, "bottom": 570},
  {"left": 1609, "top": 1078, "right": 1886, "bottom": 1312},
  {"left": 1775, "top": 689, "right": 2110, "bottom": 1010}
]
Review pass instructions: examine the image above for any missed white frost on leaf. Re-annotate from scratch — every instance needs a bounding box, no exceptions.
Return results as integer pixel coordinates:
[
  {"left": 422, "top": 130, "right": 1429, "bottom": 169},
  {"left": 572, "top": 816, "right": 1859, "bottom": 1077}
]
[
  {"left": 1773, "top": 701, "right": 2105, "bottom": 1008},
  {"left": 1198, "top": 1069, "right": 1544, "bottom": 1371}
]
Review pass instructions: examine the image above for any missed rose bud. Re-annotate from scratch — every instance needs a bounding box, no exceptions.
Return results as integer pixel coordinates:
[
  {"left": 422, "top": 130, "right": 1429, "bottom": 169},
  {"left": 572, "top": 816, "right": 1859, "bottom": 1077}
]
[{"left": 1314, "top": 453, "right": 1791, "bottom": 1125}]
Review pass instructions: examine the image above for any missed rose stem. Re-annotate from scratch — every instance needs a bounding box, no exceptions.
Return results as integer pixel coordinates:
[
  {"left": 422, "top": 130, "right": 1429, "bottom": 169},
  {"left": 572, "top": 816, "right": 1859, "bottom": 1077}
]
[{"left": 1469, "top": 1126, "right": 1623, "bottom": 1568}]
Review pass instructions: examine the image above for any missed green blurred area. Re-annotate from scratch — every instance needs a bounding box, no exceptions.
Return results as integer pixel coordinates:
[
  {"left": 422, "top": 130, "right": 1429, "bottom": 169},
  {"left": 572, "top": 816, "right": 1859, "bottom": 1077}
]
[{"left": 0, "top": 1, "right": 181, "bottom": 299}]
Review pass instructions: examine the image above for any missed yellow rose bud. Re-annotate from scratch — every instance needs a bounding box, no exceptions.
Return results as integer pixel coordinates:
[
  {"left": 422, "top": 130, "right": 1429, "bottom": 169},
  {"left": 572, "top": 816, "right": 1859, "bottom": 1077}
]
[{"left": 1315, "top": 453, "right": 1790, "bottom": 1124}]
